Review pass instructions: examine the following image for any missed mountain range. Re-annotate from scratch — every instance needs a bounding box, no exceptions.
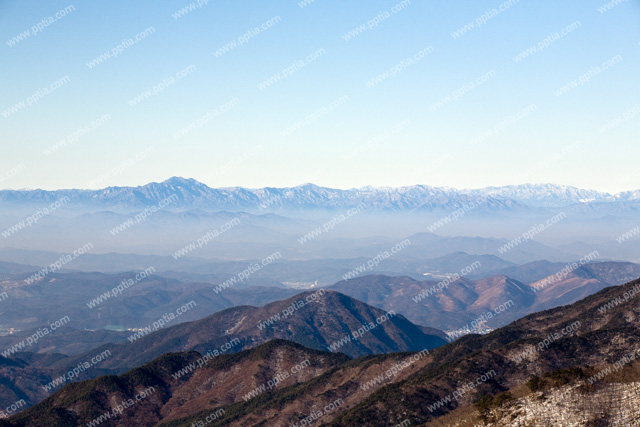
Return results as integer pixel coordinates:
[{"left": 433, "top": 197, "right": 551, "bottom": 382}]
[
  {"left": 1, "top": 178, "right": 638, "bottom": 265},
  {"left": 1, "top": 254, "right": 638, "bottom": 349},
  {"left": 1, "top": 177, "right": 638, "bottom": 212},
  {"left": 330, "top": 261, "right": 640, "bottom": 332},
  {"left": 4, "top": 274, "right": 640, "bottom": 425},
  {"left": 0, "top": 290, "right": 446, "bottom": 415}
]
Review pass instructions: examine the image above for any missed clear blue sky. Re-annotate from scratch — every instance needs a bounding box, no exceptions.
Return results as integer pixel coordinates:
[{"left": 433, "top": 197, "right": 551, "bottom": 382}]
[{"left": 1, "top": 0, "right": 639, "bottom": 193}]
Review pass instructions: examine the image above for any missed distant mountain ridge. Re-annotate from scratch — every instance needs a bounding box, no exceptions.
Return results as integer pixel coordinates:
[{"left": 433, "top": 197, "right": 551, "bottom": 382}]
[
  {"left": 0, "top": 177, "right": 637, "bottom": 212},
  {"left": 330, "top": 261, "right": 640, "bottom": 332}
]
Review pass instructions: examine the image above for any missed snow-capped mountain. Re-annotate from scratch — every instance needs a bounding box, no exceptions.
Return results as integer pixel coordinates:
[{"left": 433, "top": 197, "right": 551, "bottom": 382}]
[
  {"left": 459, "top": 183, "right": 612, "bottom": 207},
  {"left": 0, "top": 178, "right": 636, "bottom": 213},
  {"left": 611, "top": 189, "right": 640, "bottom": 202}
]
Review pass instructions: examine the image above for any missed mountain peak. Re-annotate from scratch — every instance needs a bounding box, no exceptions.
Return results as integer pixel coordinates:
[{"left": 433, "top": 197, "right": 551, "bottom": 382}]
[{"left": 160, "top": 176, "right": 206, "bottom": 187}]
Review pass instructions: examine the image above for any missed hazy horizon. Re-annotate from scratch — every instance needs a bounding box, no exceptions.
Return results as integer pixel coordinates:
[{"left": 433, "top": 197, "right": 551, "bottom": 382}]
[{"left": 2, "top": 1, "right": 639, "bottom": 193}]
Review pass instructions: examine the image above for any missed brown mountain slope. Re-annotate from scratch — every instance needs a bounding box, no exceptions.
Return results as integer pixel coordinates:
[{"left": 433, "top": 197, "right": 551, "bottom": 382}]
[
  {"left": 527, "top": 261, "right": 640, "bottom": 311},
  {"left": 134, "top": 274, "right": 640, "bottom": 426},
  {"left": 330, "top": 262, "right": 640, "bottom": 333},
  {"left": 6, "top": 276, "right": 640, "bottom": 426},
  {"left": 162, "top": 275, "right": 640, "bottom": 426},
  {"left": 60, "top": 290, "right": 446, "bottom": 375},
  {"left": 328, "top": 276, "right": 640, "bottom": 425},
  {"left": 0, "top": 290, "right": 446, "bottom": 418},
  {"left": 0, "top": 340, "right": 349, "bottom": 427},
  {"left": 158, "top": 349, "right": 434, "bottom": 427},
  {"left": 330, "top": 275, "right": 535, "bottom": 332}
]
